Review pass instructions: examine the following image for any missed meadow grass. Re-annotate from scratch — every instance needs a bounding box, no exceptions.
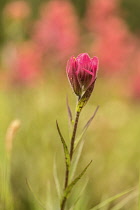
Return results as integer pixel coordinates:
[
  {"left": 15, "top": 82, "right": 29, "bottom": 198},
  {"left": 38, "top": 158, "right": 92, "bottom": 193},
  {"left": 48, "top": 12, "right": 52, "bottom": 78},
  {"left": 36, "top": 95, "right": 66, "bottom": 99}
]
[{"left": 0, "top": 73, "right": 139, "bottom": 210}]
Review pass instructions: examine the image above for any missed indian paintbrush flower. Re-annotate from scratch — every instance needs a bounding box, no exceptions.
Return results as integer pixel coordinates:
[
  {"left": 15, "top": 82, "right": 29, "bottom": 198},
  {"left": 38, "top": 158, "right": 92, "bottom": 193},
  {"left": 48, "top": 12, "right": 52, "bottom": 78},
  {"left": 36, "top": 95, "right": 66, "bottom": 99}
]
[
  {"left": 59, "top": 53, "right": 99, "bottom": 210},
  {"left": 66, "top": 53, "right": 98, "bottom": 111}
]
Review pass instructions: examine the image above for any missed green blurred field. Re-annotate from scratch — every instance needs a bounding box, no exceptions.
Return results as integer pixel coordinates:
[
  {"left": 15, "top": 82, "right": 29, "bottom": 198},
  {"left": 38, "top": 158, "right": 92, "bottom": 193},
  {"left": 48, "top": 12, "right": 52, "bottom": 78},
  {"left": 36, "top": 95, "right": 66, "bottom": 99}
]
[
  {"left": 0, "top": 0, "right": 140, "bottom": 208},
  {"left": 0, "top": 72, "right": 139, "bottom": 210}
]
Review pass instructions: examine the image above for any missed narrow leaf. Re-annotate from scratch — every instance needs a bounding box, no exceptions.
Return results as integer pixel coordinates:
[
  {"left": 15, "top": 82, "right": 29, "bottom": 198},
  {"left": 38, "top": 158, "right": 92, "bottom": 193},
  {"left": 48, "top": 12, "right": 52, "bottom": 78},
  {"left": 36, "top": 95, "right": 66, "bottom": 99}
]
[
  {"left": 74, "top": 106, "right": 99, "bottom": 150},
  {"left": 61, "top": 160, "right": 92, "bottom": 205},
  {"left": 45, "top": 181, "right": 54, "bottom": 210},
  {"left": 111, "top": 190, "right": 137, "bottom": 210},
  {"left": 83, "top": 106, "right": 99, "bottom": 131},
  {"left": 66, "top": 96, "right": 73, "bottom": 123},
  {"left": 70, "top": 140, "right": 85, "bottom": 181},
  {"left": 56, "top": 121, "right": 70, "bottom": 172},
  {"left": 53, "top": 157, "right": 61, "bottom": 199},
  {"left": 69, "top": 179, "right": 89, "bottom": 210},
  {"left": 90, "top": 188, "right": 135, "bottom": 210},
  {"left": 26, "top": 178, "right": 46, "bottom": 209}
]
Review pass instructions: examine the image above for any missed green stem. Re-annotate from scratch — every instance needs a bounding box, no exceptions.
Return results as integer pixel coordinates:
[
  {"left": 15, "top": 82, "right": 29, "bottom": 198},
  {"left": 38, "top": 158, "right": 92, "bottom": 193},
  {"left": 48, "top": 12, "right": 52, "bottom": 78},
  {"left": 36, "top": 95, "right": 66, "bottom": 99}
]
[
  {"left": 70, "top": 111, "right": 80, "bottom": 160},
  {"left": 61, "top": 109, "right": 81, "bottom": 210},
  {"left": 64, "top": 165, "right": 69, "bottom": 190},
  {"left": 60, "top": 197, "right": 67, "bottom": 210},
  {"left": 64, "top": 110, "right": 80, "bottom": 189}
]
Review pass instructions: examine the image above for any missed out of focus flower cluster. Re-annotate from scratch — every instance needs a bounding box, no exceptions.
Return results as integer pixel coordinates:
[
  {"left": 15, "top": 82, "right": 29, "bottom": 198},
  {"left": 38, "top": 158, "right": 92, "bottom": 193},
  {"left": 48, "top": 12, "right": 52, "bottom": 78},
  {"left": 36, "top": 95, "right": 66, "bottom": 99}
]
[{"left": 1, "top": 0, "right": 140, "bottom": 100}]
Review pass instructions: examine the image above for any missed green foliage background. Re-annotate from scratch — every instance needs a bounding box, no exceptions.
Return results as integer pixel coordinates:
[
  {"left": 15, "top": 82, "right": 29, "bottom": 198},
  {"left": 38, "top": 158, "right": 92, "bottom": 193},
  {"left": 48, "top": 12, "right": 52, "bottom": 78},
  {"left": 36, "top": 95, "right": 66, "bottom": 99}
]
[{"left": 0, "top": 0, "right": 140, "bottom": 209}]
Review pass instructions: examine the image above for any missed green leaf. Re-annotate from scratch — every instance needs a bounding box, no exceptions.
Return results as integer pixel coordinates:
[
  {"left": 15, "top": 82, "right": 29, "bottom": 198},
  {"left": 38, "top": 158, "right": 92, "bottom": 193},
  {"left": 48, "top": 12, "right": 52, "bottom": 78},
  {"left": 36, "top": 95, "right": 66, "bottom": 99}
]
[
  {"left": 66, "top": 96, "right": 73, "bottom": 124},
  {"left": 46, "top": 181, "right": 54, "bottom": 210},
  {"left": 69, "top": 179, "right": 89, "bottom": 210},
  {"left": 26, "top": 178, "right": 46, "bottom": 209},
  {"left": 70, "top": 140, "right": 85, "bottom": 181},
  {"left": 90, "top": 188, "right": 135, "bottom": 210},
  {"left": 56, "top": 121, "right": 71, "bottom": 172},
  {"left": 83, "top": 106, "right": 99, "bottom": 131},
  {"left": 74, "top": 106, "right": 99, "bottom": 149},
  {"left": 111, "top": 190, "right": 137, "bottom": 210},
  {"left": 61, "top": 160, "right": 92, "bottom": 205},
  {"left": 53, "top": 157, "right": 61, "bottom": 199}
]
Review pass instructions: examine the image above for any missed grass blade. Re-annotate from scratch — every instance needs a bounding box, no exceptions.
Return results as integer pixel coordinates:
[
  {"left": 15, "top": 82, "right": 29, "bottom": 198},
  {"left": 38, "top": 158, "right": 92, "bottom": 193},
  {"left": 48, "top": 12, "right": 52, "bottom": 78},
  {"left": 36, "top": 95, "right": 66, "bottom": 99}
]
[
  {"left": 111, "top": 190, "right": 138, "bottom": 210},
  {"left": 45, "top": 181, "right": 54, "bottom": 210},
  {"left": 53, "top": 157, "right": 61, "bottom": 199},
  {"left": 69, "top": 179, "right": 89, "bottom": 210},
  {"left": 90, "top": 188, "right": 135, "bottom": 210},
  {"left": 26, "top": 178, "right": 46, "bottom": 209}
]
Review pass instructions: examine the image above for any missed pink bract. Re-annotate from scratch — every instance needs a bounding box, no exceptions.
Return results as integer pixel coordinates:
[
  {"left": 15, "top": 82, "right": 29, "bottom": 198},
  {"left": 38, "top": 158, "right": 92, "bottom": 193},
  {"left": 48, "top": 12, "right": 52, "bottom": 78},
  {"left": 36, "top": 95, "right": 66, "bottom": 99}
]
[{"left": 66, "top": 53, "right": 98, "bottom": 97}]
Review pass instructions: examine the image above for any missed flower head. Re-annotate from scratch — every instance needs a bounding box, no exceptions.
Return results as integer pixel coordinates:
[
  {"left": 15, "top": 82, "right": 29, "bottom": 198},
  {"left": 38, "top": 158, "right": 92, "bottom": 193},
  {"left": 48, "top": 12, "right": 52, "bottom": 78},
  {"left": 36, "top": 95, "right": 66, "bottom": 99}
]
[{"left": 66, "top": 53, "right": 98, "bottom": 98}]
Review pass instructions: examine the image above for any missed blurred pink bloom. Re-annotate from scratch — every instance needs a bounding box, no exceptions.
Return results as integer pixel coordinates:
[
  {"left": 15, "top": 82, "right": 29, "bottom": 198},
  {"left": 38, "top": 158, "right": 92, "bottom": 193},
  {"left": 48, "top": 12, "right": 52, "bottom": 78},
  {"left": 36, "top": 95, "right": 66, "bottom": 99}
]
[
  {"left": 10, "top": 42, "right": 42, "bottom": 85},
  {"left": 86, "top": 0, "right": 117, "bottom": 33},
  {"left": 129, "top": 50, "right": 140, "bottom": 99},
  {"left": 66, "top": 53, "right": 98, "bottom": 97},
  {"left": 3, "top": 1, "right": 30, "bottom": 19},
  {"left": 85, "top": 0, "right": 135, "bottom": 74},
  {"left": 94, "top": 18, "right": 135, "bottom": 73},
  {"left": 32, "top": 0, "right": 80, "bottom": 64}
]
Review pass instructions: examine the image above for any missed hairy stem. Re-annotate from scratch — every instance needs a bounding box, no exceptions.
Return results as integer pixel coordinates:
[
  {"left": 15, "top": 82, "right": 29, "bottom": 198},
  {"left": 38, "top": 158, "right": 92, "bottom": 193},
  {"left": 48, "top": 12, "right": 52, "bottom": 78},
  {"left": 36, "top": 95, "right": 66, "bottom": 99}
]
[
  {"left": 61, "top": 107, "right": 81, "bottom": 210},
  {"left": 61, "top": 197, "right": 67, "bottom": 210},
  {"left": 70, "top": 111, "right": 80, "bottom": 160},
  {"left": 64, "top": 166, "right": 69, "bottom": 190},
  {"left": 63, "top": 110, "right": 80, "bottom": 191}
]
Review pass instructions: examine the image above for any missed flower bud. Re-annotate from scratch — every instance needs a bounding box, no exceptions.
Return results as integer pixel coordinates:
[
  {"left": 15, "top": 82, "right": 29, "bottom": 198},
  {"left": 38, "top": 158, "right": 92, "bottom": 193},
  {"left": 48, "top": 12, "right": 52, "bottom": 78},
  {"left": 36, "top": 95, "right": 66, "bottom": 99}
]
[{"left": 66, "top": 53, "right": 98, "bottom": 98}]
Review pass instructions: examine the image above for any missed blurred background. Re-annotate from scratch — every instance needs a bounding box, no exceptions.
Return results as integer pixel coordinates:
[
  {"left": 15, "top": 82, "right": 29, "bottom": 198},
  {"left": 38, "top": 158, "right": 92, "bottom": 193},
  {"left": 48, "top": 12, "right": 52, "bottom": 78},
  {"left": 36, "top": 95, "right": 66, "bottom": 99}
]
[{"left": 0, "top": 0, "right": 140, "bottom": 209}]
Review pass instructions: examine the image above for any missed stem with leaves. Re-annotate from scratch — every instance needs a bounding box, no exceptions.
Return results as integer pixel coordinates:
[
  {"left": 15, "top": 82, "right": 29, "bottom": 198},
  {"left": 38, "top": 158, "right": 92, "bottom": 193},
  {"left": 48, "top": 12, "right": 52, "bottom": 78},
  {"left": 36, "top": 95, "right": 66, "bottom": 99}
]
[
  {"left": 60, "top": 106, "right": 81, "bottom": 210},
  {"left": 64, "top": 109, "right": 81, "bottom": 188},
  {"left": 57, "top": 95, "right": 97, "bottom": 210}
]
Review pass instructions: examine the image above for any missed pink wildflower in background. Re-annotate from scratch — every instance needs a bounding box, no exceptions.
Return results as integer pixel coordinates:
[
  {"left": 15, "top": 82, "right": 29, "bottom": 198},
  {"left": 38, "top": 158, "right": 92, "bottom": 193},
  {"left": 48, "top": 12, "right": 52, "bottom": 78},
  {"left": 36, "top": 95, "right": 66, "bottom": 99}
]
[
  {"left": 85, "top": 0, "right": 117, "bottom": 33},
  {"left": 9, "top": 42, "right": 42, "bottom": 86},
  {"left": 85, "top": 0, "right": 135, "bottom": 74},
  {"left": 93, "top": 18, "right": 135, "bottom": 73},
  {"left": 32, "top": 0, "right": 80, "bottom": 65}
]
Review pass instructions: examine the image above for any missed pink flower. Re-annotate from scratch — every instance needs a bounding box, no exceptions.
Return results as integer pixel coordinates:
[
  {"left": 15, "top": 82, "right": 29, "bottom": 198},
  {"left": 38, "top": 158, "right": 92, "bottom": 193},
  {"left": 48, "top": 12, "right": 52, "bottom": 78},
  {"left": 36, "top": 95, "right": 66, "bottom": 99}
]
[
  {"left": 93, "top": 18, "right": 135, "bottom": 73},
  {"left": 9, "top": 42, "right": 42, "bottom": 86},
  {"left": 85, "top": 0, "right": 117, "bottom": 33},
  {"left": 32, "top": 0, "right": 80, "bottom": 64},
  {"left": 85, "top": 0, "right": 135, "bottom": 74},
  {"left": 66, "top": 53, "right": 98, "bottom": 97}
]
